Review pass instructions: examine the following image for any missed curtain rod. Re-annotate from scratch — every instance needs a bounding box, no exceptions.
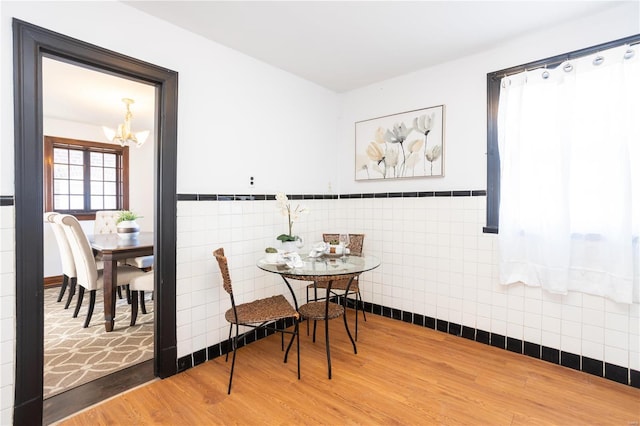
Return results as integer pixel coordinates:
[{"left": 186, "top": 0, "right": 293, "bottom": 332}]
[{"left": 489, "top": 36, "right": 640, "bottom": 81}]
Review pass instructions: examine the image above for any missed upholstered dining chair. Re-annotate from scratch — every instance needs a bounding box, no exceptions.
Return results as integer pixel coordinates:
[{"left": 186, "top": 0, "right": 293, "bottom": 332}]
[
  {"left": 94, "top": 210, "right": 154, "bottom": 270},
  {"left": 306, "top": 233, "right": 366, "bottom": 340},
  {"left": 55, "top": 214, "right": 147, "bottom": 328},
  {"left": 44, "top": 212, "right": 77, "bottom": 308},
  {"left": 127, "top": 272, "right": 154, "bottom": 326},
  {"left": 213, "top": 247, "right": 300, "bottom": 394}
]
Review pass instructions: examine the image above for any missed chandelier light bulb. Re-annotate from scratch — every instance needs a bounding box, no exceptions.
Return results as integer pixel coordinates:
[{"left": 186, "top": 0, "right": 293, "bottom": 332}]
[{"left": 103, "top": 98, "right": 149, "bottom": 147}]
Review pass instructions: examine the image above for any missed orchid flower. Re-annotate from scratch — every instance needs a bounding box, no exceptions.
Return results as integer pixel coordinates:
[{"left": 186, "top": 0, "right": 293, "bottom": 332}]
[{"left": 276, "top": 192, "right": 308, "bottom": 241}]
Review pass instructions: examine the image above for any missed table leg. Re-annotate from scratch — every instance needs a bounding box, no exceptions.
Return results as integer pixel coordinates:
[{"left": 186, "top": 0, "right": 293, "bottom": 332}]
[
  {"left": 343, "top": 276, "right": 357, "bottom": 354},
  {"left": 325, "top": 280, "right": 332, "bottom": 379},
  {"left": 103, "top": 258, "right": 117, "bottom": 332}
]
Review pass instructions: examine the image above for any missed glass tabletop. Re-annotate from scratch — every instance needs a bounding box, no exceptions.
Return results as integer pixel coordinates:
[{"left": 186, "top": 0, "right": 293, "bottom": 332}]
[{"left": 257, "top": 254, "right": 380, "bottom": 278}]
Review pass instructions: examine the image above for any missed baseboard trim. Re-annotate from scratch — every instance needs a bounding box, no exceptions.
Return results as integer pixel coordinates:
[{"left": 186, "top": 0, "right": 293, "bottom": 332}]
[
  {"left": 44, "top": 275, "right": 63, "bottom": 288},
  {"left": 176, "top": 298, "right": 639, "bottom": 390}
]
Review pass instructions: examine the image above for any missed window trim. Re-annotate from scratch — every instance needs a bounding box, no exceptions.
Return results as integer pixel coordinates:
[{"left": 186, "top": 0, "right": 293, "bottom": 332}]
[
  {"left": 484, "top": 33, "right": 640, "bottom": 234},
  {"left": 44, "top": 135, "right": 129, "bottom": 220}
]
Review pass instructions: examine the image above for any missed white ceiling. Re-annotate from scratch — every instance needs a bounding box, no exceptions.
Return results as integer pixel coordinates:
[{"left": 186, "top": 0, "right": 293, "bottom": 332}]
[
  {"left": 44, "top": 1, "right": 628, "bottom": 128},
  {"left": 43, "top": 58, "right": 156, "bottom": 132},
  {"left": 125, "top": 0, "right": 626, "bottom": 92}
]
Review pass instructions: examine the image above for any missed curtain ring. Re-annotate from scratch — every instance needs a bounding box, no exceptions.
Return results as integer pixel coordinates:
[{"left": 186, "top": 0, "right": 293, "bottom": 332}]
[
  {"left": 592, "top": 55, "right": 604, "bottom": 66},
  {"left": 563, "top": 63, "right": 573, "bottom": 72},
  {"left": 624, "top": 48, "right": 635, "bottom": 60},
  {"left": 501, "top": 78, "right": 511, "bottom": 88},
  {"left": 541, "top": 70, "right": 550, "bottom": 79}
]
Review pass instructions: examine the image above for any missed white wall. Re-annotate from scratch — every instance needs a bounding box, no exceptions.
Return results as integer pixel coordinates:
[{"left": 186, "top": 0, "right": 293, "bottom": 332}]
[
  {"left": 332, "top": 0, "right": 639, "bottom": 383},
  {"left": 2, "top": 1, "right": 639, "bottom": 424},
  {"left": 173, "top": 0, "right": 640, "bottom": 391},
  {"left": 0, "top": 207, "right": 15, "bottom": 426},
  {"left": 338, "top": 3, "right": 640, "bottom": 194},
  {"left": 1, "top": 1, "right": 340, "bottom": 423}
]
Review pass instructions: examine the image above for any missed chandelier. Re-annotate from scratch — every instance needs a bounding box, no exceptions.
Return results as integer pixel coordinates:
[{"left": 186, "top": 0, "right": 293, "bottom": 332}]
[{"left": 102, "top": 98, "right": 150, "bottom": 148}]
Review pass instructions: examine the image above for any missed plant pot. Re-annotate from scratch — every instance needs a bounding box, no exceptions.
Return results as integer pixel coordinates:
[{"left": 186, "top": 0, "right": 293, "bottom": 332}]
[
  {"left": 280, "top": 241, "right": 297, "bottom": 253},
  {"left": 264, "top": 252, "right": 279, "bottom": 263},
  {"left": 327, "top": 243, "right": 343, "bottom": 255},
  {"left": 117, "top": 220, "right": 140, "bottom": 239}
]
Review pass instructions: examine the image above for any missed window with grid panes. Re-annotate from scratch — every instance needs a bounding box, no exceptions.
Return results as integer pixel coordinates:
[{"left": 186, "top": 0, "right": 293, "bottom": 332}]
[{"left": 44, "top": 136, "right": 129, "bottom": 220}]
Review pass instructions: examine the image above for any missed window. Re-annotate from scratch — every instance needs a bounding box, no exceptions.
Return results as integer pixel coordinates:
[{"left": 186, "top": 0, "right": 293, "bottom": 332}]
[
  {"left": 44, "top": 136, "right": 129, "bottom": 220},
  {"left": 485, "top": 34, "right": 640, "bottom": 233},
  {"left": 486, "top": 35, "right": 640, "bottom": 303}
]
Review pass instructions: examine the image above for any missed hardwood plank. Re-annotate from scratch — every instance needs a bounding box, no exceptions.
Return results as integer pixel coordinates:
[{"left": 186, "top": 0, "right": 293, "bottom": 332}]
[{"left": 56, "top": 313, "right": 640, "bottom": 425}]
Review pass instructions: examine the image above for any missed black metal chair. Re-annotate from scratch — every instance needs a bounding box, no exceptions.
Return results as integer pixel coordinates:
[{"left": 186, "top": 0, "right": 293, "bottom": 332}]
[{"left": 214, "top": 247, "right": 300, "bottom": 394}]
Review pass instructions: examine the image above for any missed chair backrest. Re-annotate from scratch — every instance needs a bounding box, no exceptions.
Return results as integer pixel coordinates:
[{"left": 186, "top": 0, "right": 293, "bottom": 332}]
[
  {"left": 94, "top": 210, "right": 122, "bottom": 234},
  {"left": 55, "top": 214, "right": 99, "bottom": 290},
  {"left": 213, "top": 248, "right": 233, "bottom": 295},
  {"left": 45, "top": 212, "right": 76, "bottom": 278},
  {"left": 322, "top": 233, "right": 365, "bottom": 256}
]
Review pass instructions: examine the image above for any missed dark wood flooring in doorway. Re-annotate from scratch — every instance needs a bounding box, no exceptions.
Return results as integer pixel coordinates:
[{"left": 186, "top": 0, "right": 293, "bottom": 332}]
[{"left": 44, "top": 359, "right": 155, "bottom": 425}]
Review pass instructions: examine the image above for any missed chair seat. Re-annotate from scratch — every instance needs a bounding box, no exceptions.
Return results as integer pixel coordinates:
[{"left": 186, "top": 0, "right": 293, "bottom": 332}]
[
  {"left": 298, "top": 301, "right": 344, "bottom": 321},
  {"left": 307, "top": 278, "right": 359, "bottom": 292},
  {"left": 126, "top": 255, "right": 154, "bottom": 269},
  {"left": 129, "top": 272, "right": 154, "bottom": 291},
  {"left": 96, "top": 265, "right": 147, "bottom": 289},
  {"left": 225, "top": 294, "right": 299, "bottom": 324}
]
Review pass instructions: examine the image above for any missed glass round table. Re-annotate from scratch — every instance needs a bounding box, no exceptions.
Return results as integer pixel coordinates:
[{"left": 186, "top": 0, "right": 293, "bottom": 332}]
[{"left": 257, "top": 254, "right": 381, "bottom": 378}]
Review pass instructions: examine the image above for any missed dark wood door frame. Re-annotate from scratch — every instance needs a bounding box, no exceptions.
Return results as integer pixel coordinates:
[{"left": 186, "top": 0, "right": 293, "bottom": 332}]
[{"left": 13, "top": 19, "right": 178, "bottom": 425}]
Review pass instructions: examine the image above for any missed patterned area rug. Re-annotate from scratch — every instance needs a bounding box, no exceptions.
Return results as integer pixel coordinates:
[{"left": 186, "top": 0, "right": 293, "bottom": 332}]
[{"left": 44, "top": 286, "right": 154, "bottom": 399}]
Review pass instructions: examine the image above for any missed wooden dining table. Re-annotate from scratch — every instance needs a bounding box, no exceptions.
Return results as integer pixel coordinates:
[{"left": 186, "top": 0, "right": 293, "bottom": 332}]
[{"left": 88, "top": 232, "right": 154, "bottom": 332}]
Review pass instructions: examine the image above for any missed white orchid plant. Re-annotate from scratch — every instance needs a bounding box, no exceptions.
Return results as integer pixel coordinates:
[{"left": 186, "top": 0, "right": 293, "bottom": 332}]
[{"left": 275, "top": 192, "right": 308, "bottom": 242}]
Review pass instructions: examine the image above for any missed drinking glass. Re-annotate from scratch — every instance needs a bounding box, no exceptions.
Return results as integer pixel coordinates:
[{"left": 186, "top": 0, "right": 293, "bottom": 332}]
[{"left": 338, "top": 233, "right": 350, "bottom": 258}]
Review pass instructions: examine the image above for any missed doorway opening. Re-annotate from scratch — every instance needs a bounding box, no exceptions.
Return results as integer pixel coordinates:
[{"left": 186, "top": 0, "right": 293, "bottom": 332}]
[
  {"left": 42, "top": 58, "right": 157, "bottom": 402},
  {"left": 13, "top": 19, "right": 178, "bottom": 425}
]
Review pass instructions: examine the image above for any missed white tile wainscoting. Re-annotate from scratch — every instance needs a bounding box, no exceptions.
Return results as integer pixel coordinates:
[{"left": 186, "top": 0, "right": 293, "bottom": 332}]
[
  {"left": 1, "top": 190, "right": 638, "bottom": 424},
  {"left": 174, "top": 192, "right": 639, "bottom": 387},
  {"left": 0, "top": 202, "right": 16, "bottom": 425}
]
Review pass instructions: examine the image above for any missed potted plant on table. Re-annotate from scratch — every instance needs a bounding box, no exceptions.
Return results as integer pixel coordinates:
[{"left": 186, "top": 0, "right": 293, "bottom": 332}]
[
  {"left": 264, "top": 247, "right": 279, "bottom": 264},
  {"left": 116, "top": 210, "right": 142, "bottom": 239},
  {"left": 275, "top": 192, "right": 308, "bottom": 252},
  {"left": 327, "top": 239, "right": 343, "bottom": 255}
]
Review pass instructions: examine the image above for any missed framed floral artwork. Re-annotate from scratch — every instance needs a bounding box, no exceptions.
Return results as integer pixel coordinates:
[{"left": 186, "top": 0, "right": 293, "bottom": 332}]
[{"left": 355, "top": 105, "right": 445, "bottom": 180}]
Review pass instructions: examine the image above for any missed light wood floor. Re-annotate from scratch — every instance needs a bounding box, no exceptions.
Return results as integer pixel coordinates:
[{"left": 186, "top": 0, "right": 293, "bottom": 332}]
[{"left": 58, "top": 312, "right": 639, "bottom": 425}]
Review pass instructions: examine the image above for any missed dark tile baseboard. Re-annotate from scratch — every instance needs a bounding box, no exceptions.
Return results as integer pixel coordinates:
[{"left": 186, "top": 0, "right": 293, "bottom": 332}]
[
  {"left": 177, "top": 190, "right": 487, "bottom": 202},
  {"left": 178, "top": 301, "right": 639, "bottom": 390}
]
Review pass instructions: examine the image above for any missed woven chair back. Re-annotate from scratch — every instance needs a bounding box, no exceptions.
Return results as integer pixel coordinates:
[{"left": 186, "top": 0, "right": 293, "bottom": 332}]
[
  {"left": 322, "top": 233, "right": 365, "bottom": 256},
  {"left": 213, "top": 248, "right": 233, "bottom": 295}
]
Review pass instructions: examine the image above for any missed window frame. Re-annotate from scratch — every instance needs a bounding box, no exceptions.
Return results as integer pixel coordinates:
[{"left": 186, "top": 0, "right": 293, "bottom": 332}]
[
  {"left": 44, "top": 135, "right": 129, "bottom": 220},
  {"left": 484, "top": 34, "right": 640, "bottom": 234}
]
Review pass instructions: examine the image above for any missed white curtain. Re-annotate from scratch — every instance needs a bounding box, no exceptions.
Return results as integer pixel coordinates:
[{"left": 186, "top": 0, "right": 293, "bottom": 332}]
[{"left": 497, "top": 44, "right": 640, "bottom": 304}]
